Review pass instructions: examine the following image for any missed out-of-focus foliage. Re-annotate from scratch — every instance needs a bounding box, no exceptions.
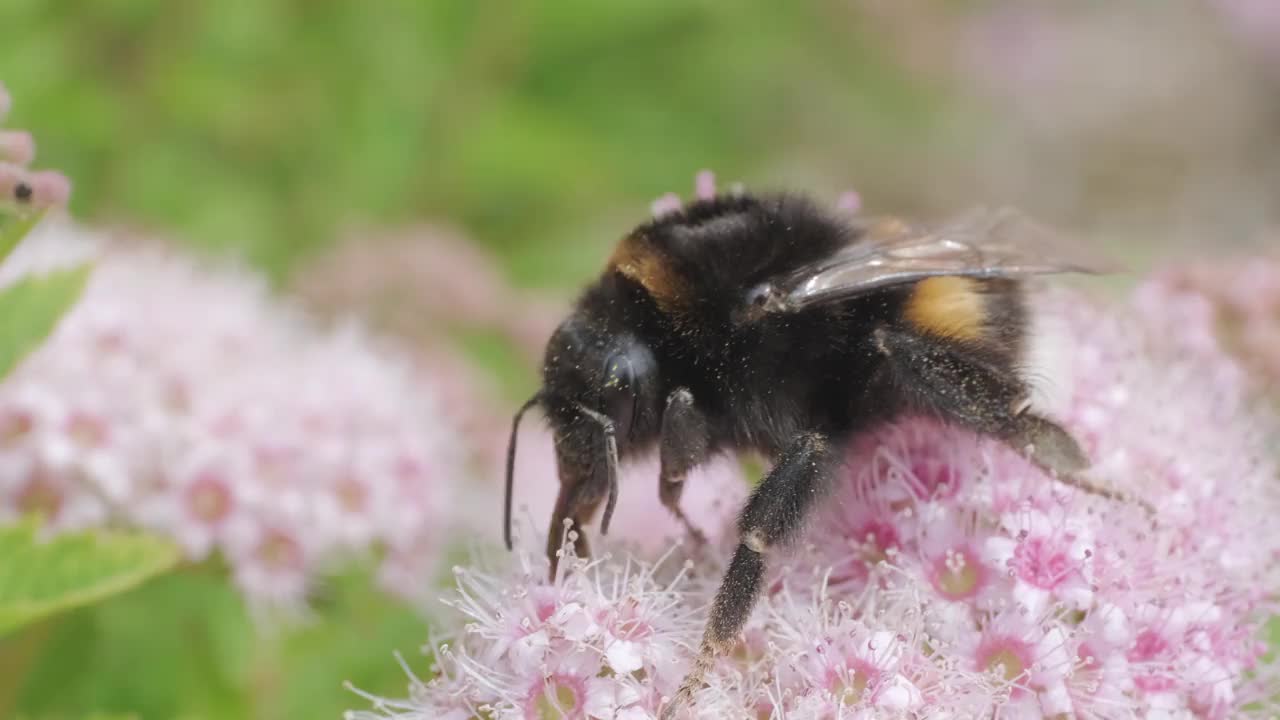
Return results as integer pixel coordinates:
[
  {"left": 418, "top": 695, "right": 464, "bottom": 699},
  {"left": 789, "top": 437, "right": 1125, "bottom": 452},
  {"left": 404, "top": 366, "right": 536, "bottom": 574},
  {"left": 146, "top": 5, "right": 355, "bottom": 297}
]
[
  {"left": 0, "top": 263, "right": 89, "bottom": 377},
  {"left": 0, "top": 0, "right": 942, "bottom": 285},
  {"left": 9, "top": 567, "right": 428, "bottom": 720},
  {"left": 0, "top": 520, "right": 178, "bottom": 636},
  {"left": 3, "top": 1, "right": 1275, "bottom": 293},
  {"left": 0, "top": 213, "right": 45, "bottom": 261}
]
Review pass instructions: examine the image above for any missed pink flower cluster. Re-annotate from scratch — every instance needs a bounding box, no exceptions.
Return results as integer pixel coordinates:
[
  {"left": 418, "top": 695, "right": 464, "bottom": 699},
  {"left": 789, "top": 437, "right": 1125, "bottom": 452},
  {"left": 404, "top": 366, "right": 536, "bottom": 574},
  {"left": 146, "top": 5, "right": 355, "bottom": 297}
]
[
  {"left": 0, "top": 221, "right": 460, "bottom": 611},
  {"left": 1136, "top": 257, "right": 1280, "bottom": 390},
  {"left": 348, "top": 543, "right": 702, "bottom": 720},
  {"left": 0, "top": 82, "right": 70, "bottom": 214},
  {"left": 351, "top": 250, "right": 1279, "bottom": 715}
]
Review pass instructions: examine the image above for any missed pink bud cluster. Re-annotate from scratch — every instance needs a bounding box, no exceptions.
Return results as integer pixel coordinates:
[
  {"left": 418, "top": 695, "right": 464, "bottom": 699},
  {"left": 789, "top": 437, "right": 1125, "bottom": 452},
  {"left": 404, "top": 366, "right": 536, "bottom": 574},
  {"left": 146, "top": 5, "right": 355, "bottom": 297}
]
[
  {"left": 0, "top": 82, "right": 70, "bottom": 214},
  {"left": 350, "top": 182, "right": 1279, "bottom": 717},
  {"left": 0, "top": 221, "right": 460, "bottom": 611}
]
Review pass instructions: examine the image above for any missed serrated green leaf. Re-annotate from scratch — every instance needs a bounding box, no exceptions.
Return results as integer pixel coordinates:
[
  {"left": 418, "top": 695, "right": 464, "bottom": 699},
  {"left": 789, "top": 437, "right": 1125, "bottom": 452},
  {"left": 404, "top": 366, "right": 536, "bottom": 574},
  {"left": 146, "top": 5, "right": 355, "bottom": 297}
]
[
  {"left": 0, "top": 520, "right": 180, "bottom": 636},
  {"left": 0, "top": 212, "right": 46, "bottom": 266},
  {"left": 0, "top": 264, "right": 91, "bottom": 380}
]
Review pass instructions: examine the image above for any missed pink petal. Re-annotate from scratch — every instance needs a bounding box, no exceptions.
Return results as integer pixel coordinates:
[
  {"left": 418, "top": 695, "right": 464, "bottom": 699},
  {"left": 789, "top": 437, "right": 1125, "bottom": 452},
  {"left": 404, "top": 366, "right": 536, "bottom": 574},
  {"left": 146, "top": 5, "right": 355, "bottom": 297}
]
[
  {"left": 0, "top": 131, "right": 35, "bottom": 166},
  {"left": 650, "top": 192, "right": 682, "bottom": 218},
  {"left": 694, "top": 169, "right": 716, "bottom": 199}
]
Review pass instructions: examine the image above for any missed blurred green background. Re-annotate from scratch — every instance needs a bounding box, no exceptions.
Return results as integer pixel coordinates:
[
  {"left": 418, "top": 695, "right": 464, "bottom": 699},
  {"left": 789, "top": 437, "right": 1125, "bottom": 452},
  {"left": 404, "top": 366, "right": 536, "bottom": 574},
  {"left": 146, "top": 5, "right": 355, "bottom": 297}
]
[
  {"left": 7, "top": 0, "right": 1276, "bottom": 293},
  {"left": 2, "top": 1, "right": 1278, "bottom": 718}
]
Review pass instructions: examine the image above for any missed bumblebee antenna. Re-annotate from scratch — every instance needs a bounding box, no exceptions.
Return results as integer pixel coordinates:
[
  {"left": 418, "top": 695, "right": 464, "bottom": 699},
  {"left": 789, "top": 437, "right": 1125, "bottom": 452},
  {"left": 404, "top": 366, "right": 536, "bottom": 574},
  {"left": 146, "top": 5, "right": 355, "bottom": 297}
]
[
  {"left": 575, "top": 404, "right": 620, "bottom": 537},
  {"left": 504, "top": 391, "right": 543, "bottom": 550}
]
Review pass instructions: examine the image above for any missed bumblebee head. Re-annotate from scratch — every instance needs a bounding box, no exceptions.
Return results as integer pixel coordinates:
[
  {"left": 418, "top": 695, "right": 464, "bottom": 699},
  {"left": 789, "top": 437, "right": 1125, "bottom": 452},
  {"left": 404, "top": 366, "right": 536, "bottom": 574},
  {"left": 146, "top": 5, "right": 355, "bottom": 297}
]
[{"left": 503, "top": 310, "right": 659, "bottom": 551}]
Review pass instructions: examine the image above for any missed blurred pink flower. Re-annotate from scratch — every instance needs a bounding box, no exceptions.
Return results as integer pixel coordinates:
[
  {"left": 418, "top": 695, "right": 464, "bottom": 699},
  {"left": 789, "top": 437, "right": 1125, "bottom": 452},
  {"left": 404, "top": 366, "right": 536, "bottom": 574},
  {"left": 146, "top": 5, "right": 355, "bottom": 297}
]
[
  {"left": 1215, "top": 0, "right": 1280, "bottom": 68},
  {"left": 0, "top": 220, "right": 461, "bottom": 611},
  {"left": 354, "top": 280, "right": 1280, "bottom": 717},
  {"left": 1136, "top": 256, "right": 1280, "bottom": 389},
  {"left": 295, "top": 224, "right": 567, "bottom": 364},
  {"left": 0, "top": 82, "right": 70, "bottom": 212}
]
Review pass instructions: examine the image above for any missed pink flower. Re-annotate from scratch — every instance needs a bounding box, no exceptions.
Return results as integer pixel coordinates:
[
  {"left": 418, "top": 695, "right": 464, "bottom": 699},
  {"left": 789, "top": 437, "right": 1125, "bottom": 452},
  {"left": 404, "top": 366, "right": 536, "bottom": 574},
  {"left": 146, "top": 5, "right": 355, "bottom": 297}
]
[
  {"left": 765, "top": 580, "right": 938, "bottom": 716},
  {"left": 0, "top": 131, "right": 34, "bottom": 166},
  {"left": 1214, "top": 0, "right": 1280, "bottom": 67},
  {"left": 294, "top": 224, "right": 569, "bottom": 364},
  {"left": 0, "top": 221, "right": 461, "bottom": 611},
  {"left": 1137, "top": 256, "right": 1280, "bottom": 391},
  {"left": 350, "top": 540, "right": 705, "bottom": 719}
]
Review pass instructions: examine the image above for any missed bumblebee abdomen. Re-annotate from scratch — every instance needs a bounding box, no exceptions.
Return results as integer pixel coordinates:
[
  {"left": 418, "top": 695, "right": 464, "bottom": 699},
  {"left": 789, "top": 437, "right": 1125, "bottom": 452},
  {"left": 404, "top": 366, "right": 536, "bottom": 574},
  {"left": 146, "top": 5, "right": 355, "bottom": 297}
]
[
  {"left": 903, "top": 276, "right": 1026, "bottom": 356},
  {"left": 904, "top": 277, "right": 987, "bottom": 341}
]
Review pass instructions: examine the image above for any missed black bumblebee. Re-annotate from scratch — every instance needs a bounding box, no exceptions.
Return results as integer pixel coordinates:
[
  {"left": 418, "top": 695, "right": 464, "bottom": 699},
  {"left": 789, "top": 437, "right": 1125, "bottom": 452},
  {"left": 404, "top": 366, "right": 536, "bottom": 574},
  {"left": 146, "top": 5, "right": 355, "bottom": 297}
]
[{"left": 504, "top": 188, "right": 1117, "bottom": 717}]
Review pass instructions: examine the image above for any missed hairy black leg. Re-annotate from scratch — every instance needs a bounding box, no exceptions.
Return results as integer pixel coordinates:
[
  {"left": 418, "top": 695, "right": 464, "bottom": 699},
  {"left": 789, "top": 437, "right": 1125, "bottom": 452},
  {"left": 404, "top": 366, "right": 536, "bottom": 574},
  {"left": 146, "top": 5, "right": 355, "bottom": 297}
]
[
  {"left": 659, "top": 387, "right": 711, "bottom": 543},
  {"left": 660, "top": 432, "right": 836, "bottom": 720},
  {"left": 871, "top": 326, "right": 1138, "bottom": 504}
]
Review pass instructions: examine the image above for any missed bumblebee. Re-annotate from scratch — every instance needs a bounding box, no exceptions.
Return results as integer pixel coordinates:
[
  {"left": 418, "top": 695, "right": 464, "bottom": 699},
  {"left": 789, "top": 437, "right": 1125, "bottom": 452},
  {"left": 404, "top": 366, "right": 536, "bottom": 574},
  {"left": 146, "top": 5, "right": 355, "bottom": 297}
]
[{"left": 504, "top": 189, "right": 1116, "bottom": 717}]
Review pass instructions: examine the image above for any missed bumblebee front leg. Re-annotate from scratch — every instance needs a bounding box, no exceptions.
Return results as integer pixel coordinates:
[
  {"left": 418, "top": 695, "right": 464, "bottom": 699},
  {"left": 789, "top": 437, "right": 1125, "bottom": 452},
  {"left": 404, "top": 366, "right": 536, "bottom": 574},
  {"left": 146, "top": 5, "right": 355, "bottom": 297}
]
[
  {"left": 660, "top": 432, "right": 837, "bottom": 720},
  {"left": 659, "top": 387, "right": 711, "bottom": 543},
  {"left": 540, "top": 461, "right": 599, "bottom": 579}
]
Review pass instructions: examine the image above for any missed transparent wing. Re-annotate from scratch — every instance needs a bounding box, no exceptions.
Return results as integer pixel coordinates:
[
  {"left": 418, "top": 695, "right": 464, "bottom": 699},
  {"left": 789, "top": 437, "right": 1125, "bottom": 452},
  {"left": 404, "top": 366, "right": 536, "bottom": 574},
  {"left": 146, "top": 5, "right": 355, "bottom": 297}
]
[{"left": 754, "top": 206, "right": 1113, "bottom": 315}]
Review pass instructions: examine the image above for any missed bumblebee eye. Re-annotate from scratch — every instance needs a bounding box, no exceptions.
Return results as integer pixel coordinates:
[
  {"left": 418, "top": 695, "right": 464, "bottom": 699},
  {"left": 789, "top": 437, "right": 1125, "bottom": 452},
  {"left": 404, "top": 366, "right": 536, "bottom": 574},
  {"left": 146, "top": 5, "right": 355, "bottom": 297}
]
[{"left": 601, "top": 351, "right": 639, "bottom": 440}]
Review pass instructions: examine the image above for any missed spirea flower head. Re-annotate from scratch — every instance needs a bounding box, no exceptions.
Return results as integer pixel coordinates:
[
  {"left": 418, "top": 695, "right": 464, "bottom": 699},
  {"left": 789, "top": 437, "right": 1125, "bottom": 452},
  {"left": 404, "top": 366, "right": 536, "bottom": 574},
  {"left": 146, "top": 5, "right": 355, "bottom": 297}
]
[
  {"left": 1135, "top": 255, "right": 1280, "bottom": 391},
  {"left": 0, "top": 82, "right": 71, "bottom": 214},
  {"left": 347, "top": 537, "right": 705, "bottom": 720},
  {"left": 0, "top": 220, "right": 460, "bottom": 612},
  {"left": 354, "top": 181, "right": 1279, "bottom": 718}
]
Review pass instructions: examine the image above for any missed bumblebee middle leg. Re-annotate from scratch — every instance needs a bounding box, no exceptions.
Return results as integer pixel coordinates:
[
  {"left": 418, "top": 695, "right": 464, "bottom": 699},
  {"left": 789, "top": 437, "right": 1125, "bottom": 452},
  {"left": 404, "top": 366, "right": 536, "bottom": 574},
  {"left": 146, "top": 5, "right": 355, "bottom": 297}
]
[
  {"left": 659, "top": 387, "right": 711, "bottom": 543},
  {"left": 871, "top": 325, "right": 1131, "bottom": 502},
  {"left": 660, "top": 431, "right": 837, "bottom": 720}
]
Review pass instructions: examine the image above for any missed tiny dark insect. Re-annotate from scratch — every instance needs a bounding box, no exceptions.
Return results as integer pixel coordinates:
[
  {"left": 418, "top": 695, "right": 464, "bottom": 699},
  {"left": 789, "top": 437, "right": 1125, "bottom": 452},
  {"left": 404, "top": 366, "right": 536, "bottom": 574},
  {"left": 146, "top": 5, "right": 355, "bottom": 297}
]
[{"left": 503, "top": 189, "right": 1120, "bottom": 718}]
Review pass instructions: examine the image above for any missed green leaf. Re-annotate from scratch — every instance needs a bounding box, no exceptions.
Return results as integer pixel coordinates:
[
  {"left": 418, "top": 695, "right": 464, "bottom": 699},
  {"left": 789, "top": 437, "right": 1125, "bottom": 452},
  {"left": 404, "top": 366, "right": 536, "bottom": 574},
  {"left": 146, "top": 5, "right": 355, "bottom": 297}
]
[
  {"left": 0, "top": 264, "right": 91, "bottom": 379},
  {"left": 0, "top": 212, "right": 46, "bottom": 266},
  {"left": 0, "top": 520, "right": 180, "bottom": 636},
  {"left": 13, "top": 568, "right": 254, "bottom": 719}
]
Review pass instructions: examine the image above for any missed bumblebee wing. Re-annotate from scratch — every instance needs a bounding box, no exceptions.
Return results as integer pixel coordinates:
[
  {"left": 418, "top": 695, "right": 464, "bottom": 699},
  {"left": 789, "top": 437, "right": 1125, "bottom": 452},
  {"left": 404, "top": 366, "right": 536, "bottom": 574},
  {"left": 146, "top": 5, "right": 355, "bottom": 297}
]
[{"left": 757, "top": 206, "right": 1111, "bottom": 314}]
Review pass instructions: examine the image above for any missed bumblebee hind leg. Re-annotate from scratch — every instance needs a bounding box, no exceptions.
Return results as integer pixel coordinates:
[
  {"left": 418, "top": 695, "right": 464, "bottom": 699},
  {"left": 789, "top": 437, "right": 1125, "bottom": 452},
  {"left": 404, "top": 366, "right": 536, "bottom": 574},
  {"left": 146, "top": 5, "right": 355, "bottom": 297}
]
[{"left": 871, "top": 326, "right": 1137, "bottom": 504}]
